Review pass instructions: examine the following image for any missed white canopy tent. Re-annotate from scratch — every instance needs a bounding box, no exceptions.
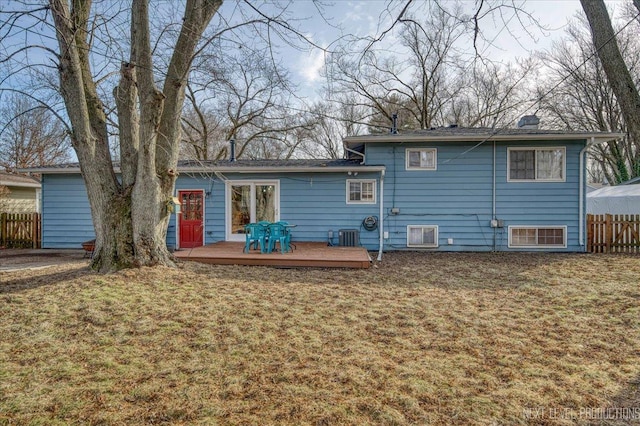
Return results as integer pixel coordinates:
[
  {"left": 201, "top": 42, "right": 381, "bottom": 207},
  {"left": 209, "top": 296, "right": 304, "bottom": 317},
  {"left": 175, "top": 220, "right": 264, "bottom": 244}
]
[{"left": 587, "top": 185, "right": 640, "bottom": 215}]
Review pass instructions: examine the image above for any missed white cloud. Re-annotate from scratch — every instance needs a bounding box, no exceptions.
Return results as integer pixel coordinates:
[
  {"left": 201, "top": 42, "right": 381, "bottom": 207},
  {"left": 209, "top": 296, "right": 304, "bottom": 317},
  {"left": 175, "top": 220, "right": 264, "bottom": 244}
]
[{"left": 298, "top": 47, "right": 326, "bottom": 85}]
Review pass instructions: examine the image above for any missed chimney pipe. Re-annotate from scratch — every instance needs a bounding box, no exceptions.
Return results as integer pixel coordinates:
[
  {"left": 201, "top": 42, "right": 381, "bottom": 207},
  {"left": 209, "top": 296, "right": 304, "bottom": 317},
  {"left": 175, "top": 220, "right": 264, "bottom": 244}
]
[
  {"left": 391, "top": 113, "right": 398, "bottom": 135},
  {"left": 229, "top": 139, "right": 236, "bottom": 162}
]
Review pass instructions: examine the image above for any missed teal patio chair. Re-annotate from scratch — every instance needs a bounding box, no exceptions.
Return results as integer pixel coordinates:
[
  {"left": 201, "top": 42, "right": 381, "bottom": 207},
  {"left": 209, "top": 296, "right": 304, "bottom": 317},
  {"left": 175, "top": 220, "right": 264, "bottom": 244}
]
[
  {"left": 267, "top": 222, "right": 291, "bottom": 254},
  {"left": 244, "top": 223, "right": 268, "bottom": 253}
]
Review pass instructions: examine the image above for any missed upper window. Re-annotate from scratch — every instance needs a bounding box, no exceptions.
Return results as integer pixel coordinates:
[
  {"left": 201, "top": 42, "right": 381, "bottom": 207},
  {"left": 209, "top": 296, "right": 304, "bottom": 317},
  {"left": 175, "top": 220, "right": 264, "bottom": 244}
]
[
  {"left": 509, "top": 226, "right": 567, "bottom": 248},
  {"left": 508, "top": 147, "right": 565, "bottom": 181},
  {"left": 347, "top": 179, "right": 376, "bottom": 204},
  {"left": 406, "top": 148, "right": 437, "bottom": 170}
]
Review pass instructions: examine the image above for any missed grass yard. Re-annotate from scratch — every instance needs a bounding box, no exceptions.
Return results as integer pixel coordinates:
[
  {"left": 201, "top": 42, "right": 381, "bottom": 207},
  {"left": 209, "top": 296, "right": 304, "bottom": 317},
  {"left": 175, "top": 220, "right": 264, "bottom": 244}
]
[{"left": 1, "top": 252, "right": 639, "bottom": 425}]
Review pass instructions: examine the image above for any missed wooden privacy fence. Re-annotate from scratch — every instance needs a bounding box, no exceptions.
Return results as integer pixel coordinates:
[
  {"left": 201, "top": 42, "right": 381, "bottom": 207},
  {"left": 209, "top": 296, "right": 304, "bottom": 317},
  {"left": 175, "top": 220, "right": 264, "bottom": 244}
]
[
  {"left": 0, "top": 212, "right": 41, "bottom": 249},
  {"left": 587, "top": 214, "right": 640, "bottom": 253}
]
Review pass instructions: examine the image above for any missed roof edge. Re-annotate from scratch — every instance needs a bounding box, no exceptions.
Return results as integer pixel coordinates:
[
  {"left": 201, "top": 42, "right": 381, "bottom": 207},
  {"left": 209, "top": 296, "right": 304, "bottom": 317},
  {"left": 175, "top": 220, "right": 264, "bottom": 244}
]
[
  {"left": 344, "top": 132, "right": 625, "bottom": 145},
  {"left": 0, "top": 179, "right": 41, "bottom": 188},
  {"left": 20, "top": 165, "right": 386, "bottom": 175}
]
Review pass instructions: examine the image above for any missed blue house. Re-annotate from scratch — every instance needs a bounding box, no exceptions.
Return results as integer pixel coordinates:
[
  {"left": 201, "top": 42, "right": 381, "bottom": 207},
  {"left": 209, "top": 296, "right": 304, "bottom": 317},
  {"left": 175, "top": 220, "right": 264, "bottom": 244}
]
[{"left": 28, "top": 125, "right": 621, "bottom": 256}]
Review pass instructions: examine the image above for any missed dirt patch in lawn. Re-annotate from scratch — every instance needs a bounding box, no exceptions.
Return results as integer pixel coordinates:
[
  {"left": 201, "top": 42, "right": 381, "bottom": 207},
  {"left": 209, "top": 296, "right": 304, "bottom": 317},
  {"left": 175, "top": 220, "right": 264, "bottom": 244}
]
[
  {"left": 0, "top": 248, "right": 87, "bottom": 271},
  {"left": 1, "top": 252, "right": 639, "bottom": 425}
]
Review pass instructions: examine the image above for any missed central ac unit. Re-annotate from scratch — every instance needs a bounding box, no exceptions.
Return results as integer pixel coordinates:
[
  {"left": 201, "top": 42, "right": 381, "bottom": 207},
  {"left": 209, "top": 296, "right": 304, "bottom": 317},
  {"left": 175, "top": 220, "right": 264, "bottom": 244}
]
[{"left": 338, "top": 229, "right": 359, "bottom": 247}]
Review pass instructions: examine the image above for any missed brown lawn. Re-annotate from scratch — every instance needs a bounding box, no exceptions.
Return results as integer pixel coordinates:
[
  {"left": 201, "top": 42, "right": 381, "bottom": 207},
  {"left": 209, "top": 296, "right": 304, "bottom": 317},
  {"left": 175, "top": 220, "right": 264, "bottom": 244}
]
[{"left": 1, "top": 252, "right": 639, "bottom": 425}]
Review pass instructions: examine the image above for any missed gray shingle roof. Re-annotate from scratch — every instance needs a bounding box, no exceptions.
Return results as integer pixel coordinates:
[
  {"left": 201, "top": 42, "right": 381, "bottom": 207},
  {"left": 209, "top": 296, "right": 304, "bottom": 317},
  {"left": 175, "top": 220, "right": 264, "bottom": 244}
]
[
  {"left": 19, "top": 158, "right": 379, "bottom": 174},
  {"left": 344, "top": 126, "right": 624, "bottom": 144}
]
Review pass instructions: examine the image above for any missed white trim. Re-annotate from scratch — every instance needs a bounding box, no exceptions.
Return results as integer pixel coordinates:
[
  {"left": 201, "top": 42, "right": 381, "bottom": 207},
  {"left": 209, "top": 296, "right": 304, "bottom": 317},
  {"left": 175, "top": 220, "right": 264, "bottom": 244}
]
[
  {"left": 406, "top": 225, "right": 439, "bottom": 248},
  {"left": 507, "top": 146, "right": 566, "bottom": 182},
  {"left": 175, "top": 189, "right": 206, "bottom": 250},
  {"left": 346, "top": 179, "right": 377, "bottom": 204},
  {"left": 405, "top": 148, "right": 437, "bottom": 171},
  {"left": 225, "top": 180, "right": 280, "bottom": 241},
  {"left": 507, "top": 225, "right": 567, "bottom": 249}
]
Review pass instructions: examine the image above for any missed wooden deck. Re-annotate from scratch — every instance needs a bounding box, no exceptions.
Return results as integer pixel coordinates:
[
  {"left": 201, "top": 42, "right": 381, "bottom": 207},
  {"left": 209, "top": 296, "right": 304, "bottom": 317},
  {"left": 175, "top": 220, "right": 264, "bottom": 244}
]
[{"left": 174, "top": 241, "right": 371, "bottom": 269}]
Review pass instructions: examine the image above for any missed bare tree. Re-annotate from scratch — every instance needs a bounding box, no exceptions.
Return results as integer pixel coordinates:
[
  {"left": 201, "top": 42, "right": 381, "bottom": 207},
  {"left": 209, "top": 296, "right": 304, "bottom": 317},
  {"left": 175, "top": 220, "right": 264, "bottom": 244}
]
[
  {"left": 1, "top": 0, "right": 222, "bottom": 271},
  {"left": 297, "top": 99, "right": 368, "bottom": 159},
  {"left": 0, "top": 93, "right": 71, "bottom": 171},
  {"left": 327, "top": 6, "right": 468, "bottom": 131},
  {"left": 325, "top": 2, "right": 537, "bottom": 133},
  {"left": 182, "top": 49, "right": 313, "bottom": 161},
  {"left": 446, "top": 59, "right": 537, "bottom": 128},
  {"left": 580, "top": 0, "right": 640, "bottom": 180},
  {"left": 539, "top": 12, "right": 640, "bottom": 183}
]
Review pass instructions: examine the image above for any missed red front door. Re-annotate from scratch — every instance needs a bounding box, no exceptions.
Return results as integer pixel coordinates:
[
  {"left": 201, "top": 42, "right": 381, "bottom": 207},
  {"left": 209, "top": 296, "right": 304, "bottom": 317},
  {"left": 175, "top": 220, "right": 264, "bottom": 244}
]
[{"left": 179, "top": 190, "right": 204, "bottom": 248}]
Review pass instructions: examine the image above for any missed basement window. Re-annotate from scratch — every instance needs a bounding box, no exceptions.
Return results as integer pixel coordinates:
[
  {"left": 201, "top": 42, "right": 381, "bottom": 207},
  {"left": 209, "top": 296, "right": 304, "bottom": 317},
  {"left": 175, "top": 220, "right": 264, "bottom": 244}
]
[
  {"left": 407, "top": 225, "right": 438, "bottom": 248},
  {"left": 509, "top": 226, "right": 566, "bottom": 248}
]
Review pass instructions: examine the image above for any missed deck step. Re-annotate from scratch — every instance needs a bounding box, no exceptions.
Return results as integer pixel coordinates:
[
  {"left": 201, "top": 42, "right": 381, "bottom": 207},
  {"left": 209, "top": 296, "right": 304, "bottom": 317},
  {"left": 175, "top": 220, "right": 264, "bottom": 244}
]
[{"left": 174, "top": 241, "right": 371, "bottom": 269}]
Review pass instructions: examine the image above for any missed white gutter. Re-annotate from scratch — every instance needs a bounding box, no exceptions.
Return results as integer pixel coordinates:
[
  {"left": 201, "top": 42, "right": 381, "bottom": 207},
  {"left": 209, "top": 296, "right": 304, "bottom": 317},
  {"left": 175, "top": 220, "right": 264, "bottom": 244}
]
[
  {"left": 492, "top": 141, "right": 497, "bottom": 251},
  {"left": 377, "top": 169, "right": 385, "bottom": 262},
  {"left": 492, "top": 141, "right": 496, "bottom": 219}
]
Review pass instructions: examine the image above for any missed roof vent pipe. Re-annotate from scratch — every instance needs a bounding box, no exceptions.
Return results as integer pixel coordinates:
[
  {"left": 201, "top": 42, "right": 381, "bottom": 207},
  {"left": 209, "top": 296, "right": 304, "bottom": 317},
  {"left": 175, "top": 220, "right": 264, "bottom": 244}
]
[
  {"left": 229, "top": 139, "right": 236, "bottom": 162},
  {"left": 391, "top": 113, "right": 398, "bottom": 135},
  {"left": 517, "top": 115, "right": 540, "bottom": 129}
]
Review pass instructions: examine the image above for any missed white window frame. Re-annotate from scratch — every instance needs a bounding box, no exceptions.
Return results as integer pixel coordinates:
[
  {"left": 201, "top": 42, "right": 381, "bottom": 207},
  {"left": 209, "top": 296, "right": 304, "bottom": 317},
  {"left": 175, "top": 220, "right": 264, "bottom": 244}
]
[
  {"left": 406, "top": 225, "right": 439, "bottom": 248},
  {"left": 406, "top": 148, "right": 437, "bottom": 171},
  {"left": 508, "top": 225, "right": 567, "bottom": 249},
  {"left": 346, "top": 179, "right": 377, "bottom": 204},
  {"left": 507, "top": 147, "right": 566, "bottom": 182}
]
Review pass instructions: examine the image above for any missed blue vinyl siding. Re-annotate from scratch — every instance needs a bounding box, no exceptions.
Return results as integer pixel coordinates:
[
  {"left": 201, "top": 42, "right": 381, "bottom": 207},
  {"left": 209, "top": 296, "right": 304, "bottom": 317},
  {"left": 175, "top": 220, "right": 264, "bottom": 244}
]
[
  {"left": 366, "top": 140, "right": 585, "bottom": 252},
  {"left": 175, "top": 172, "right": 381, "bottom": 249},
  {"left": 41, "top": 174, "right": 94, "bottom": 248}
]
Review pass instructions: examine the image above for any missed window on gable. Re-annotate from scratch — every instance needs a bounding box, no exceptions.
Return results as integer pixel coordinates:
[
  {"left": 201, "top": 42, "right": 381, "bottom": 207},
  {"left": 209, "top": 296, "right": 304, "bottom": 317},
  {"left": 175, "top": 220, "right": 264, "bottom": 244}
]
[
  {"left": 407, "top": 225, "right": 438, "bottom": 247},
  {"left": 406, "top": 148, "right": 437, "bottom": 170},
  {"left": 347, "top": 179, "right": 376, "bottom": 204},
  {"left": 509, "top": 226, "right": 566, "bottom": 248},
  {"left": 508, "top": 147, "right": 565, "bottom": 181}
]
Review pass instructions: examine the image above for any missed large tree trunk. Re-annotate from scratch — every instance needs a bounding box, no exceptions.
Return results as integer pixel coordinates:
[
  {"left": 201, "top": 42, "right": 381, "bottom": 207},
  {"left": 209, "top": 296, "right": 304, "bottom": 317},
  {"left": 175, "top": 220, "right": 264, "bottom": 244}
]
[
  {"left": 580, "top": 0, "right": 640, "bottom": 178},
  {"left": 50, "top": 0, "right": 221, "bottom": 272}
]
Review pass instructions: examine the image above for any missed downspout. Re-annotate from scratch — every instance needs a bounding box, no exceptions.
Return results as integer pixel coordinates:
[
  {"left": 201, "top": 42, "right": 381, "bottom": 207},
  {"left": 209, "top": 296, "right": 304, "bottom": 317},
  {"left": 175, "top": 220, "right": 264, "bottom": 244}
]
[
  {"left": 492, "top": 141, "right": 497, "bottom": 251},
  {"left": 579, "top": 137, "right": 595, "bottom": 248},
  {"left": 377, "top": 169, "right": 385, "bottom": 261}
]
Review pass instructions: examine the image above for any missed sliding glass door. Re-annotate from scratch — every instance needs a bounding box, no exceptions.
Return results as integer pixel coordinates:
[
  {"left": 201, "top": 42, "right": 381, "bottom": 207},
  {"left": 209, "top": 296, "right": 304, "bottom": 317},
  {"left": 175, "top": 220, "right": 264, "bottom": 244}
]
[{"left": 227, "top": 181, "right": 279, "bottom": 241}]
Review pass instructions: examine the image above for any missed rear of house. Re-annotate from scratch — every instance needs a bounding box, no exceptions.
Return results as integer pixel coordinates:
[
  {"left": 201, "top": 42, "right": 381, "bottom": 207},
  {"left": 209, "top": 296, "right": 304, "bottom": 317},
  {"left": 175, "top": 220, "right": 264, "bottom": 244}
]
[{"left": 29, "top": 127, "right": 622, "bottom": 253}]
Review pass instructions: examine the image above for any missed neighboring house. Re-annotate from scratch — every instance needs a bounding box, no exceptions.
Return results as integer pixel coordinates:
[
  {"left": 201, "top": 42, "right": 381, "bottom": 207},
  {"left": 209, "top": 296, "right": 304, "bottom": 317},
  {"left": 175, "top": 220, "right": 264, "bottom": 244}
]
[
  {"left": 587, "top": 183, "right": 606, "bottom": 193},
  {"left": 587, "top": 184, "right": 640, "bottom": 215},
  {"left": 0, "top": 172, "right": 41, "bottom": 213},
  {"left": 23, "top": 124, "right": 622, "bottom": 253}
]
